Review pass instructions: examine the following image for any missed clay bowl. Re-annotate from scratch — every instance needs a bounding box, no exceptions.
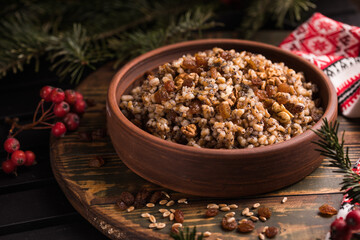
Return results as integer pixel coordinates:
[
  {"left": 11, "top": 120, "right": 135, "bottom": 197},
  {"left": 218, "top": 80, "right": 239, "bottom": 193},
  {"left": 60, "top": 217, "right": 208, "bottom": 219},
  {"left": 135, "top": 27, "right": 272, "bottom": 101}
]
[{"left": 107, "top": 39, "right": 337, "bottom": 198}]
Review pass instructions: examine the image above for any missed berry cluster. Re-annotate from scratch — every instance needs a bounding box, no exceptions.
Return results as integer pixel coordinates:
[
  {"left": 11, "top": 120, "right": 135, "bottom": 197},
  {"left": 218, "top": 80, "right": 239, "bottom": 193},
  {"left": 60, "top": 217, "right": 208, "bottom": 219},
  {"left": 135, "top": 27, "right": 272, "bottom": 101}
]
[
  {"left": 2, "top": 86, "right": 86, "bottom": 175},
  {"left": 40, "top": 86, "right": 85, "bottom": 136},
  {"left": 331, "top": 209, "right": 360, "bottom": 240},
  {"left": 2, "top": 138, "right": 36, "bottom": 174}
]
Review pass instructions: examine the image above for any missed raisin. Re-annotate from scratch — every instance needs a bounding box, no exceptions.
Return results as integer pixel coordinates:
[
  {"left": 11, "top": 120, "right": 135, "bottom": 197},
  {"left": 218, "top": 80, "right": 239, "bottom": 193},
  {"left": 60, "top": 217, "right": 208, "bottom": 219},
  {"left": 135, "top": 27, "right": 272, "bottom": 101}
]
[
  {"left": 164, "top": 80, "right": 175, "bottom": 92},
  {"left": 293, "top": 103, "right": 305, "bottom": 113},
  {"left": 266, "top": 85, "right": 277, "bottom": 97},
  {"left": 258, "top": 207, "right": 272, "bottom": 219},
  {"left": 265, "top": 226, "right": 278, "bottom": 238},
  {"left": 88, "top": 156, "right": 105, "bottom": 168},
  {"left": 210, "top": 67, "right": 217, "bottom": 79},
  {"left": 251, "top": 77, "right": 262, "bottom": 85},
  {"left": 237, "top": 220, "right": 255, "bottom": 233},
  {"left": 115, "top": 200, "right": 128, "bottom": 211},
  {"left": 119, "top": 191, "right": 135, "bottom": 206},
  {"left": 319, "top": 204, "right": 338, "bottom": 216},
  {"left": 255, "top": 89, "right": 268, "bottom": 101},
  {"left": 149, "top": 191, "right": 162, "bottom": 204},
  {"left": 278, "top": 83, "right": 291, "bottom": 93},
  {"left": 311, "top": 111, "right": 323, "bottom": 122},
  {"left": 195, "top": 54, "right": 208, "bottom": 68},
  {"left": 182, "top": 78, "right": 193, "bottom": 87},
  {"left": 205, "top": 208, "right": 219, "bottom": 218},
  {"left": 189, "top": 99, "right": 202, "bottom": 115},
  {"left": 166, "top": 110, "right": 177, "bottom": 122},
  {"left": 154, "top": 87, "right": 169, "bottom": 103},
  {"left": 79, "top": 131, "right": 92, "bottom": 141},
  {"left": 220, "top": 51, "right": 233, "bottom": 61},
  {"left": 174, "top": 209, "right": 184, "bottom": 223},
  {"left": 221, "top": 217, "right": 237, "bottom": 231},
  {"left": 219, "top": 101, "right": 231, "bottom": 119},
  {"left": 134, "top": 188, "right": 150, "bottom": 208},
  {"left": 182, "top": 58, "right": 197, "bottom": 69}
]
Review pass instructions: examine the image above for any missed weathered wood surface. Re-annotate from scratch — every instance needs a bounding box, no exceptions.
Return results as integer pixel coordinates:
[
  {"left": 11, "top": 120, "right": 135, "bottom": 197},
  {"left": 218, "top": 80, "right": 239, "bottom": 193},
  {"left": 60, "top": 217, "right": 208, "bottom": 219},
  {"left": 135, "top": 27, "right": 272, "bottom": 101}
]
[{"left": 50, "top": 61, "right": 360, "bottom": 239}]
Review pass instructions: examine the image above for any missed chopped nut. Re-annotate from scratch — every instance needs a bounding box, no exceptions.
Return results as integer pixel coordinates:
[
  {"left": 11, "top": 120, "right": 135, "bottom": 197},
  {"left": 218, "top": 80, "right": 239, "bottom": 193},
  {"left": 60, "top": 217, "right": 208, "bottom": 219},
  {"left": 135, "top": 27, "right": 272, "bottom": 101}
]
[
  {"left": 159, "top": 209, "right": 168, "bottom": 213},
  {"left": 163, "top": 211, "right": 171, "bottom": 218},
  {"left": 149, "top": 215, "right": 156, "bottom": 223},
  {"left": 219, "top": 101, "right": 231, "bottom": 119},
  {"left": 250, "top": 216, "right": 259, "bottom": 222},
  {"left": 228, "top": 204, "right": 238, "bottom": 209},
  {"left": 207, "top": 203, "right": 219, "bottom": 209},
  {"left": 278, "top": 111, "right": 291, "bottom": 123},
  {"left": 227, "top": 217, "right": 236, "bottom": 223},
  {"left": 260, "top": 216, "right": 267, "bottom": 222},
  {"left": 225, "top": 212, "right": 235, "bottom": 218},
  {"left": 126, "top": 206, "right": 135, "bottom": 212},
  {"left": 181, "top": 124, "right": 197, "bottom": 138},
  {"left": 262, "top": 226, "right": 269, "bottom": 233},
  {"left": 242, "top": 207, "right": 250, "bottom": 216},
  {"left": 156, "top": 223, "right": 166, "bottom": 229},
  {"left": 220, "top": 206, "right": 231, "bottom": 212},
  {"left": 245, "top": 211, "right": 254, "bottom": 217},
  {"left": 141, "top": 213, "right": 150, "bottom": 218},
  {"left": 149, "top": 223, "right": 157, "bottom": 228},
  {"left": 177, "top": 198, "right": 188, "bottom": 204},
  {"left": 258, "top": 233, "right": 265, "bottom": 240},
  {"left": 253, "top": 203, "right": 260, "bottom": 209},
  {"left": 171, "top": 223, "right": 183, "bottom": 234},
  {"left": 170, "top": 209, "right": 176, "bottom": 213},
  {"left": 203, "top": 231, "right": 212, "bottom": 237},
  {"left": 281, "top": 197, "right": 288, "bottom": 203},
  {"left": 161, "top": 191, "right": 170, "bottom": 199},
  {"left": 169, "top": 213, "right": 174, "bottom": 221},
  {"left": 159, "top": 199, "right": 168, "bottom": 205},
  {"left": 146, "top": 203, "right": 155, "bottom": 208},
  {"left": 166, "top": 200, "right": 175, "bottom": 207}
]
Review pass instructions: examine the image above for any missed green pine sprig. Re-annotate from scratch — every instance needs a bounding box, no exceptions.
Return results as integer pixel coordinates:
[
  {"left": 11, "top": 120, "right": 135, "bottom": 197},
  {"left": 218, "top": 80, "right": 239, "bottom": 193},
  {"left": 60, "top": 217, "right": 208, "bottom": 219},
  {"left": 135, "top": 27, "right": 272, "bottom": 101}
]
[
  {"left": 312, "top": 119, "right": 360, "bottom": 203},
  {"left": 170, "top": 227, "right": 204, "bottom": 240}
]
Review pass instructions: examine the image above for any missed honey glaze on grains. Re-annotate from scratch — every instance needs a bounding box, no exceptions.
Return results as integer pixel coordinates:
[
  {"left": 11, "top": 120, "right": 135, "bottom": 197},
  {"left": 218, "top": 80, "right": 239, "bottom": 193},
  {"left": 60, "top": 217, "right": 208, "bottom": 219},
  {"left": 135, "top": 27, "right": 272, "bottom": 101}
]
[{"left": 119, "top": 48, "right": 323, "bottom": 149}]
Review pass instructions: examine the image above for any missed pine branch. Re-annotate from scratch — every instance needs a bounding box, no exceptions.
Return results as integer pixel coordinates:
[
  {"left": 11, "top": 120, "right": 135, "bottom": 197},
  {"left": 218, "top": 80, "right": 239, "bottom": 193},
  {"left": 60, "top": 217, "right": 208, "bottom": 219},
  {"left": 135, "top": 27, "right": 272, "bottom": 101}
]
[
  {"left": 0, "top": 13, "right": 49, "bottom": 77},
  {"left": 109, "top": 6, "right": 220, "bottom": 68},
  {"left": 170, "top": 227, "right": 204, "bottom": 240},
  {"left": 312, "top": 119, "right": 360, "bottom": 204},
  {"left": 46, "top": 24, "right": 113, "bottom": 83}
]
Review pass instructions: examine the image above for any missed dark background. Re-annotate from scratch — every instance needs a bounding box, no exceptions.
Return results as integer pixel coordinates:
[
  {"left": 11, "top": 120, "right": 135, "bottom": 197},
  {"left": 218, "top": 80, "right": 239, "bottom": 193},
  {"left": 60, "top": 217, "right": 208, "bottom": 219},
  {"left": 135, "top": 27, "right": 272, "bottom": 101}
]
[{"left": 1, "top": 1, "right": 360, "bottom": 239}]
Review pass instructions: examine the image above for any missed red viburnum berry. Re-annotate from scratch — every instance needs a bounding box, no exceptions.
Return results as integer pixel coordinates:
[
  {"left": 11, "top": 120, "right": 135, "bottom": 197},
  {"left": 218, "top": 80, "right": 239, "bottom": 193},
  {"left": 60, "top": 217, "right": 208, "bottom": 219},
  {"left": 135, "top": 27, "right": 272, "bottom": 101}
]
[
  {"left": 53, "top": 101, "right": 70, "bottom": 117},
  {"left": 51, "top": 122, "right": 67, "bottom": 137},
  {"left": 24, "top": 151, "right": 36, "bottom": 166},
  {"left": 2, "top": 160, "right": 16, "bottom": 174},
  {"left": 4, "top": 137, "right": 20, "bottom": 153},
  {"left": 331, "top": 217, "right": 351, "bottom": 240},
  {"left": 63, "top": 113, "right": 80, "bottom": 131},
  {"left": 64, "top": 90, "right": 77, "bottom": 105},
  {"left": 75, "top": 91, "right": 83, "bottom": 102},
  {"left": 50, "top": 88, "right": 65, "bottom": 103},
  {"left": 40, "top": 86, "right": 54, "bottom": 102},
  {"left": 346, "top": 209, "right": 360, "bottom": 232},
  {"left": 73, "top": 100, "right": 86, "bottom": 114},
  {"left": 11, "top": 150, "right": 26, "bottom": 166}
]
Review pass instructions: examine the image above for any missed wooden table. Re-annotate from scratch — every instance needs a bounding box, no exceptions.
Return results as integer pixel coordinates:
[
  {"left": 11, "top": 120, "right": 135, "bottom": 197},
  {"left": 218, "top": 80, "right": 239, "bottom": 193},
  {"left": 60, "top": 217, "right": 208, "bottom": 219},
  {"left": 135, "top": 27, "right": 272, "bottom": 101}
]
[{"left": 49, "top": 61, "right": 360, "bottom": 239}]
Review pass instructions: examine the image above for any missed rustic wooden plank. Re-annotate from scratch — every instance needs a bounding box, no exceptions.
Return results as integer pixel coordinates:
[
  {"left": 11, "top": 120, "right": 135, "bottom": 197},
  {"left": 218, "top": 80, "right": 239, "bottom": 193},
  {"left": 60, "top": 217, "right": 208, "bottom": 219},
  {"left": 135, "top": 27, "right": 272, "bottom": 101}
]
[{"left": 50, "top": 58, "right": 360, "bottom": 239}]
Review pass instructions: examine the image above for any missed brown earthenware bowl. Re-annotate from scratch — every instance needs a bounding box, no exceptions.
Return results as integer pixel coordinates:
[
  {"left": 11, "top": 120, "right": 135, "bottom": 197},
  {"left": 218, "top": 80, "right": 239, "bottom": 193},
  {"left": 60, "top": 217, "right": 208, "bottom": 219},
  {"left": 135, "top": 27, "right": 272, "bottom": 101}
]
[{"left": 106, "top": 39, "right": 337, "bottom": 198}]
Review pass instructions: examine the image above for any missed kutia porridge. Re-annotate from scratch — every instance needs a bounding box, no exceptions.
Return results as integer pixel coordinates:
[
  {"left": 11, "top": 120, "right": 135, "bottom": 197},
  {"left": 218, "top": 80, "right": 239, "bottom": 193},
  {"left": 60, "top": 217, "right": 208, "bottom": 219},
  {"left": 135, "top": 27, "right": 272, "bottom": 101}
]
[{"left": 119, "top": 47, "right": 323, "bottom": 149}]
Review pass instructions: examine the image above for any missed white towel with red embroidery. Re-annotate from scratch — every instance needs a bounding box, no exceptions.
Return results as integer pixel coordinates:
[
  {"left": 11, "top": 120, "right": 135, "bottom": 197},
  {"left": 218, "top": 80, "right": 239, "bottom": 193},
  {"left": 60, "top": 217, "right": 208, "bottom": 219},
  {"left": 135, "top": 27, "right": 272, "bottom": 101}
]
[{"left": 279, "top": 12, "right": 360, "bottom": 118}]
